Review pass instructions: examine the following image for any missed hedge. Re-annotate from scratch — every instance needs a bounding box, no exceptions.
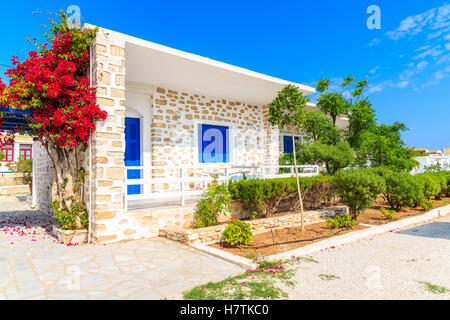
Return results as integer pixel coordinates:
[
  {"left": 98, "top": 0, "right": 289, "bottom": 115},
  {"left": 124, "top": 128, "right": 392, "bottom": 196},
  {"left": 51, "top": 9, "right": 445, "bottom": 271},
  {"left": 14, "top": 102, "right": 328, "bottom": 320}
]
[
  {"left": 227, "top": 175, "right": 337, "bottom": 218},
  {"left": 373, "top": 167, "right": 424, "bottom": 210}
]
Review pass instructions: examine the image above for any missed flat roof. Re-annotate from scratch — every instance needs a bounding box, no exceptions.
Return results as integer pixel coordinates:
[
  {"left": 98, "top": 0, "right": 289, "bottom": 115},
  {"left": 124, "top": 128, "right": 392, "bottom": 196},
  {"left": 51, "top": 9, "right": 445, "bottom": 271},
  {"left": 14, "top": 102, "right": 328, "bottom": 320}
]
[{"left": 84, "top": 24, "right": 316, "bottom": 105}]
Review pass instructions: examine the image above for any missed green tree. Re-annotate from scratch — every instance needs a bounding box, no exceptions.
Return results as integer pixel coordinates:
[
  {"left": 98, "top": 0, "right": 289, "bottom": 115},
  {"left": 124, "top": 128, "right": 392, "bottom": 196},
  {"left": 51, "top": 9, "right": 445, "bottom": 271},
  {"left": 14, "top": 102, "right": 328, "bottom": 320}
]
[
  {"left": 268, "top": 84, "right": 309, "bottom": 231},
  {"left": 347, "top": 98, "right": 377, "bottom": 149},
  {"left": 316, "top": 92, "right": 349, "bottom": 126},
  {"left": 356, "top": 122, "right": 417, "bottom": 171},
  {"left": 296, "top": 140, "right": 354, "bottom": 175},
  {"left": 301, "top": 110, "right": 341, "bottom": 145}
]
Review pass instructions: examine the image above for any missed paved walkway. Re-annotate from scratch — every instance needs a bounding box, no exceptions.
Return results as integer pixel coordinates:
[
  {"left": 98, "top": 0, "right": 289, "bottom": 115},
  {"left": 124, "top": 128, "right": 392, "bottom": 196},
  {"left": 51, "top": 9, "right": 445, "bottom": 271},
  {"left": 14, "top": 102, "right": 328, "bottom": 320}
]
[
  {"left": 287, "top": 214, "right": 450, "bottom": 299},
  {"left": 0, "top": 196, "right": 243, "bottom": 300}
]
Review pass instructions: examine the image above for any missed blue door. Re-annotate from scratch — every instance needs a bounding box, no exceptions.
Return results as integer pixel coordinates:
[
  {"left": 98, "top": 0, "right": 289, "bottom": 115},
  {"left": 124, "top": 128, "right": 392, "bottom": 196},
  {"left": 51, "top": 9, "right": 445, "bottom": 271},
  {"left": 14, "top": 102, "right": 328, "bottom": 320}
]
[{"left": 125, "top": 117, "right": 141, "bottom": 195}]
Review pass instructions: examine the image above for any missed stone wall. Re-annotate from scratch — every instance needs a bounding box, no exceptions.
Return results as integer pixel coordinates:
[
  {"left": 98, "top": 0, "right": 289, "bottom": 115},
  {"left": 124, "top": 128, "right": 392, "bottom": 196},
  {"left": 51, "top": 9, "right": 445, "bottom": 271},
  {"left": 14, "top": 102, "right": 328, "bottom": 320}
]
[
  {"left": 150, "top": 87, "right": 272, "bottom": 191},
  {"left": 0, "top": 176, "right": 25, "bottom": 186},
  {"left": 34, "top": 142, "right": 53, "bottom": 216},
  {"left": 160, "top": 206, "right": 348, "bottom": 245},
  {"left": 90, "top": 27, "right": 128, "bottom": 244}
]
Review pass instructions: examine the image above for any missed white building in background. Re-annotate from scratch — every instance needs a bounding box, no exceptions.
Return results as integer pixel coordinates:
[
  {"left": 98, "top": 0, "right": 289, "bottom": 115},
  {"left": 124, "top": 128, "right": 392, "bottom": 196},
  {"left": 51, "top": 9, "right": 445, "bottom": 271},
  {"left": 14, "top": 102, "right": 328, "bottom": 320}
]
[
  {"left": 411, "top": 154, "right": 450, "bottom": 174},
  {"left": 0, "top": 135, "right": 33, "bottom": 173}
]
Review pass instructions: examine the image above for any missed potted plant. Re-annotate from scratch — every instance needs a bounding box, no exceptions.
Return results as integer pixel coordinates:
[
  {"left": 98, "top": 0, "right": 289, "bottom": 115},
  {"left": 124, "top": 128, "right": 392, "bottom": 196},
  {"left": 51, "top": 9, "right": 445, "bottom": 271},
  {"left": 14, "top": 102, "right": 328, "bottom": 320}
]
[{"left": 6, "top": 157, "right": 33, "bottom": 192}]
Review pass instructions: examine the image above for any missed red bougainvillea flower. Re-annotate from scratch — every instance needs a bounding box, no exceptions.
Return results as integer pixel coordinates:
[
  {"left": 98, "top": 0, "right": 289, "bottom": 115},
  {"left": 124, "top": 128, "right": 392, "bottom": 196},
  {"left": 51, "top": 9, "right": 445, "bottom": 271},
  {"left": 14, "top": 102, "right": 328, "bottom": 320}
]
[{"left": 0, "top": 18, "right": 106, "bottom": 148}]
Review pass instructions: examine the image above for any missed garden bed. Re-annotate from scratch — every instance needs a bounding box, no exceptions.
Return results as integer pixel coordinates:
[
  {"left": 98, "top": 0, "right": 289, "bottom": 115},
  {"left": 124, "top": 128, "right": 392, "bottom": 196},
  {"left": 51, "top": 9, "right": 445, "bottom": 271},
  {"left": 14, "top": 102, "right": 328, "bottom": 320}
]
[
  {"left": 160, "top": 206, "right": 348, "bottom": 245},
  {"left": 209, "top": 196, "right": 450, "bottom": 258},
  {"left": 357, "top": 196, "right": 450, "bottom": 225},
  {"left": 209, "top": 222, "right": 368, "bottom": 257}
]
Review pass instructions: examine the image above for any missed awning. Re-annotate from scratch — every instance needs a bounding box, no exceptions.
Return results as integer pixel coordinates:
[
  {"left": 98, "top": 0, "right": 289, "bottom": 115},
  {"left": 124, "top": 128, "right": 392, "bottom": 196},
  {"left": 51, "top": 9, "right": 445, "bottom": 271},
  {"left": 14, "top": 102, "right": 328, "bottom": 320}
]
[{"left": 0, "top": 107, "right": 33, "bottom": 132}]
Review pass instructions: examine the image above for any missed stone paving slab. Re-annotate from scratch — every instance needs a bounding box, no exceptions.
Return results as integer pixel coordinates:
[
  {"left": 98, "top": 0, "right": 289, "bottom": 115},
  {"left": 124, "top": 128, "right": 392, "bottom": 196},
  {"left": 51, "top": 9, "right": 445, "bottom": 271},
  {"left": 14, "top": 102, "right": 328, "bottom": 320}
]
[{"left": 0, "top": 196, "right": 244, "bottom": 300}]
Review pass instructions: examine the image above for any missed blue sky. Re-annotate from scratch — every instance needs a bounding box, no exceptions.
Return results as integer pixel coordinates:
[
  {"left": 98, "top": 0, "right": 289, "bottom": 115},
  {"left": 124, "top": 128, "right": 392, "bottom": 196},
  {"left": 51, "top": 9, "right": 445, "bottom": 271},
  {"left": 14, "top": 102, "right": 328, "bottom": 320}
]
[{"left": 1, "top": 0, "right": 449, "bottom": 150}]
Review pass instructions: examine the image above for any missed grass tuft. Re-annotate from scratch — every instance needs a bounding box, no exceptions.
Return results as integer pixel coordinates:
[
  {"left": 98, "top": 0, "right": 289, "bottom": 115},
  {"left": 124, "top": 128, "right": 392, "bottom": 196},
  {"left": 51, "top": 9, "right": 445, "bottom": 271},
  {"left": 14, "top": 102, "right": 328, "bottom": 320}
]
[
  {"left": 418, "top": 281, "right": 449, "bottom": 294},
  {"left": 318, "top": 273, "right": 341, "bottom": 281}
]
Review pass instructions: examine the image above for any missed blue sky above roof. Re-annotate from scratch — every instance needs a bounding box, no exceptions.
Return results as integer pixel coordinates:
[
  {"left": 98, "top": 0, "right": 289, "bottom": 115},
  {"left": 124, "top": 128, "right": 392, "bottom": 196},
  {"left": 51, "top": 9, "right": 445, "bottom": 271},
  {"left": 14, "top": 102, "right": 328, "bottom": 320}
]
[{"left": 0, "top": 0, "right": 449, "bottom": 149}]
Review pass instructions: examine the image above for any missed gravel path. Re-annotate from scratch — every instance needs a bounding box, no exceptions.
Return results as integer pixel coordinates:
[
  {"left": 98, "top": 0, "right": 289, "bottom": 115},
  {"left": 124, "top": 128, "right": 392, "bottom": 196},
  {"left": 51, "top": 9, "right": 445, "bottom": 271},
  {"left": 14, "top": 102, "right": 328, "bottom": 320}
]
[{"left": 286, "top": 215, "right": 450, "bottom": 299}]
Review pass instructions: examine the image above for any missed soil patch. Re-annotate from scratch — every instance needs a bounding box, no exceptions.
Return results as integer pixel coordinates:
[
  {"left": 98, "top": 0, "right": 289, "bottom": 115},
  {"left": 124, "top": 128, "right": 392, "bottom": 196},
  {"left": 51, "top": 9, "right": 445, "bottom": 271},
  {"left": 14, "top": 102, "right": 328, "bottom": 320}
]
[
  {"left": 210, "top": 221, "right": 368, "bottom": 257},
  {"left": 357, "top": 196, "right": 450, "bottom": 226}
]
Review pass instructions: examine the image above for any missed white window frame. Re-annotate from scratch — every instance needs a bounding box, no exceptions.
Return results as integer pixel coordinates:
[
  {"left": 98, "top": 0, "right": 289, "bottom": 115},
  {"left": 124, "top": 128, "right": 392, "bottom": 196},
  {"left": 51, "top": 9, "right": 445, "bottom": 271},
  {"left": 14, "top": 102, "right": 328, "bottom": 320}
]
[{"left": 281, "top": 134, "right": 304, "bottom": 153}]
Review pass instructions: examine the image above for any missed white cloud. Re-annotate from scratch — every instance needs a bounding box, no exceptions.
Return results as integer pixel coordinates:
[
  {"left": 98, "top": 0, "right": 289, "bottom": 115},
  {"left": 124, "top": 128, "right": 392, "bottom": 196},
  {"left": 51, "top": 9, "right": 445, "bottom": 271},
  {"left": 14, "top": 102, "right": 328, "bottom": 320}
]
[
  {"left": 367, "top": 83, "right": 384, "bottom": 94},
  {"left": 434, "top": 71, "right": 445, "bottom": 80},
  {"left": 396, "top": 81, "right": 409, "bottom": 88},
  {"left": 416, "top": 60, "right": 429, "bottom": 69},
  {"left": 412, "top": 45, "right": 444, "bottom": 60},
  {"left": 368, "top": 66, "right": 379, "bottom": 74},
  {"left": 368, "top": 38, "right": 381, "bottom": 47},
  {"left": 385, "top": 4, "right": 449, "bottom": 40},
  {"left": 381, "top": 4, "right": 450, "bottom": 90},
  {"left": 367, "top": 79, "right": 411, "bottom": 94},
  {"left": 415, "top": 45, "right": 431, "bottom": 51}
]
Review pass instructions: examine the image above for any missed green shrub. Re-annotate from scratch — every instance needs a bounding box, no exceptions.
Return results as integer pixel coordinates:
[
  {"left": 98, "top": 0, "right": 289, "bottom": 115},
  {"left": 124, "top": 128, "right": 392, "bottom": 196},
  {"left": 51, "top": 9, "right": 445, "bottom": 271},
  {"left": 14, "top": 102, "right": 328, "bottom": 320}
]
[
  {"left": 221, "top": 218, "right": 252, "bottom": 246},
  {"left": 438, "top": 171, "right": 450, "bottom": 197},
  {"left": 193, "top": 179, "right": 232, "bottom": 228},
  {"left": 332, "top": 168, "right": 385, "bottom": 220},
  {"left": 228, "top": 178, "right": 288, "bottom": 216},
  {"left": 6, "top": 158, "right": 33, "bottom": 184},
  {"left": 422, "top": 199, "right": 434, "bottom": 210},
  {"left": 296, "top": 140, "right": 354, "bottom": 175},
  {"left": 374, "top": 167, "right": 424, "bottom": 209},
  {"left": 432, "top": 172, "right": 447, "bottom": 199},
  {"left": 326, "top": 213, "right": 356, "bottom": 229},
  {"left": 414, "top": 173, "right": 441, "bottom": 200},
  {"left": 380, "top": 207, "right": 396, "bottom": 219},
  {"left": 228, "top": 175, "right": 335, "bottom": 217},
  {"left": 278, "top": 152, "right": 294, "bottom": 174},
  {"left": 50, "top": 197, "right": 88, "bottom": 230}
]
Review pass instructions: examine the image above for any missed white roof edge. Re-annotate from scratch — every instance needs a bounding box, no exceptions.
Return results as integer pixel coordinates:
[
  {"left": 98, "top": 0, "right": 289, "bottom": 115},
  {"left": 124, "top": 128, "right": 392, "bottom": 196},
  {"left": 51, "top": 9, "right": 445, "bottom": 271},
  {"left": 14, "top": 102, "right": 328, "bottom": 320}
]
[{"left": 83, "top": 23, "right": 316, "bottom": 96}]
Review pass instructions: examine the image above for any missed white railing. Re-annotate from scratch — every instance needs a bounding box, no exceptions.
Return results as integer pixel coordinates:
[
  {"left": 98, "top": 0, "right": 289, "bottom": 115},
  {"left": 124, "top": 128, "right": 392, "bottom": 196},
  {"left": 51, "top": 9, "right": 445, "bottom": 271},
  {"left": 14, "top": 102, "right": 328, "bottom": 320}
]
[
  {"left": 0, "top": 171, "right": 16, "bottom": 177},
  {"left": 124, "top": 165, "right": 319, "bottom": 210}
]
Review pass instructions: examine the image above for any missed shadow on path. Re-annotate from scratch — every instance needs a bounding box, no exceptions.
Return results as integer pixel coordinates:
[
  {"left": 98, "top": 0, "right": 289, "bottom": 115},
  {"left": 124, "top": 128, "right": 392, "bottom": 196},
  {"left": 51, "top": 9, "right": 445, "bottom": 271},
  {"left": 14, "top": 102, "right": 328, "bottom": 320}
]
[{"left": 396, "top": 222, "right": 450, "bottom": 240}]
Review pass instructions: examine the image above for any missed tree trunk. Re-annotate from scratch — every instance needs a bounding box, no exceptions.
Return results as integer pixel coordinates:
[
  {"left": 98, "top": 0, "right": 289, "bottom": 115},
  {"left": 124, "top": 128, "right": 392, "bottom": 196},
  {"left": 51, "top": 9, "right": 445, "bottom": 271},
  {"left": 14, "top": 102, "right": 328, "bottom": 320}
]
[
  {"left": 45, "top": 143, "right": 85, "bottom": 229},
  {"left": 292, "top": 135, "right": 305, "bottom": 231}
]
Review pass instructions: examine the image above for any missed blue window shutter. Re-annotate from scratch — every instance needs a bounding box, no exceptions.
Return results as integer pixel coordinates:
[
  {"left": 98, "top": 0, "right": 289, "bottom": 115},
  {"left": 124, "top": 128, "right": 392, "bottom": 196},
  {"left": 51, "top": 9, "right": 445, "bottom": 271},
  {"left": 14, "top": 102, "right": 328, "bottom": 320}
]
[
  {"left": 283, "top": 136, "right": 300, "bottom": 153},
  {"left": 198, "top": 124, "right": 229, "bottom": 163}
]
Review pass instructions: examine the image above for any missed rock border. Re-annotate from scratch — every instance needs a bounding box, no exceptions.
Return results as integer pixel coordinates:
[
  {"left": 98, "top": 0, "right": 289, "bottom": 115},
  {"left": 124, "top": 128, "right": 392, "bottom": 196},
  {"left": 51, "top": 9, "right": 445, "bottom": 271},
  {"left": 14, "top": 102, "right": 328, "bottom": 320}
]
[{"left": 160, "top": 206, "right": 348, "bottom": 245}]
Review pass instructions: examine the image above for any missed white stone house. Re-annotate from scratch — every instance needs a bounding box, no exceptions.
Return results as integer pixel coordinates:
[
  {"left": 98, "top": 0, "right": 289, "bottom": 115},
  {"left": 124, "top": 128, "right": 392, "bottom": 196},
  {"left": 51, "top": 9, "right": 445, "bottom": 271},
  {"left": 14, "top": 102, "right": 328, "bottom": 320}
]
[{"left": 33, "top": 25, "right": 348, "bottom": 244}]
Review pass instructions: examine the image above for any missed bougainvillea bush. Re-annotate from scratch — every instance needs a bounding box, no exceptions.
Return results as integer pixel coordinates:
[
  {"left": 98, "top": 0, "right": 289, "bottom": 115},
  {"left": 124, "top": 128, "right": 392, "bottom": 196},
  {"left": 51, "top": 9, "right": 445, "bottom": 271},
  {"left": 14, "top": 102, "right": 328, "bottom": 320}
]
[{"left": 0, "top": 12, "right": 106, "bottom": 229}]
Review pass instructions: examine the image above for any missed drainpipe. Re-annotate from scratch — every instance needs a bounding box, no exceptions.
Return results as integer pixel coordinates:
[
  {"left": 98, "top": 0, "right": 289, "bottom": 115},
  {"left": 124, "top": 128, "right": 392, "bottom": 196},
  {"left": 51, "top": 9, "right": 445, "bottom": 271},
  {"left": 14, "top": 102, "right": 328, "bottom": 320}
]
[
  {"left": 31, "top": 140, "right": 36, "bottom": 208},
  {"left": 88, "top": 45, "right": 93, "bottom": 244}
]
